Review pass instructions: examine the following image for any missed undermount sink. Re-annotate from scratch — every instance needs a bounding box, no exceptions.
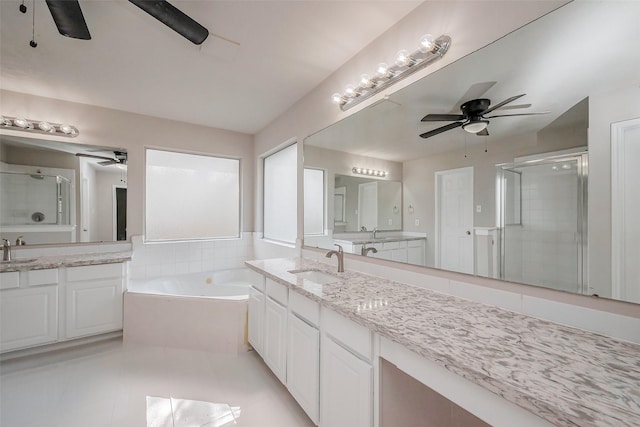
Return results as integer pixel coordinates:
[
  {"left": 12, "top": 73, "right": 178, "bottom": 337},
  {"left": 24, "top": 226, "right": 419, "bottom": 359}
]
[
  {"left": 0, "top": 258, "right": 37, "bottom": 265},
  {"left": 289, "top": 269, "right": 341, "bottom": 285}
]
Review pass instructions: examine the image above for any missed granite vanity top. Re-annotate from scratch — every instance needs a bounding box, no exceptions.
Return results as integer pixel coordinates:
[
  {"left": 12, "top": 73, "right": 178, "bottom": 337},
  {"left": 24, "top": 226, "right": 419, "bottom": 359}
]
[
  {"left": 334, "top": 235, "right": 426, "bottom": 245},
  {"left": 0, "top": 251, "right": 132, "bottom": 273},
  {"left": 245, "top": 257, "right": 640, "bottom": 427}
]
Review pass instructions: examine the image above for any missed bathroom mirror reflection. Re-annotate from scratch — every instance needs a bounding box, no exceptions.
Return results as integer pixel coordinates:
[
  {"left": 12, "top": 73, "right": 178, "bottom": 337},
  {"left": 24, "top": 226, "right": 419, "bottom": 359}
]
[
  {"left": 303, "top": 1, "right": 640, "bottom": 304},
  {"left": 0, "top": 134, "right": 128, "bottom": 245}
]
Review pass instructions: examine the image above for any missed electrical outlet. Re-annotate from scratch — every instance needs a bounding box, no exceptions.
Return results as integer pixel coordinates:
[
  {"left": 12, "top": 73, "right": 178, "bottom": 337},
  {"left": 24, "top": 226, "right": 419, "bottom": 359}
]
[
  {"left": 476, "top": 205, "right": 482, "bottom": 213},
  {"left": 415, "top": 219, "right": 420, "bottom": 226}
]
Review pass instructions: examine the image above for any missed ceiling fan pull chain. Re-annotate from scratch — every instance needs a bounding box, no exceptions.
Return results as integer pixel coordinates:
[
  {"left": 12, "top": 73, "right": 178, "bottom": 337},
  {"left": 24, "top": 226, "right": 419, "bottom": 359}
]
[{"left": 30, "top": 0, "right": 37, "bottom": 48}]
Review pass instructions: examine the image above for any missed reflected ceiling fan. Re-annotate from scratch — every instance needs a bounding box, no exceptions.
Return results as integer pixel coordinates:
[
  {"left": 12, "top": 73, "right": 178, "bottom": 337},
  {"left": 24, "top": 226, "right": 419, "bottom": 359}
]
[
  {"left": 44, "top": 0, "right": 208, "bottom": 44},
  {"left": 419, "top": 94, "right": 548, "bottom": 139},
  {"left": 76, "top": 151, "right": 127, "bottom": 166}
]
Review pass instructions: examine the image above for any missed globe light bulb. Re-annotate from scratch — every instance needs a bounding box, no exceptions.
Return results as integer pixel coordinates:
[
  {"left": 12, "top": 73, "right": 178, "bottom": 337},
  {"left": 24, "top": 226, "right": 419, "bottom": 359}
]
[
  {"left": 14, "top": 118, "right": 30, "bottom": 128},
  {"left": 376, "top": 62, "right": 391, "bottom": 79},
  {"left": 395, "top": 49, "right": 413, "bottom": 67},
  {"left": 331, "top": 92, "right": 344, "bottom": 105},
  {"left": 359, "top": 73, "right": 374, "bottom": 88},
  {"left": 345, "top": 84, "right": 357, "bottom": 98},
  {"left": 418, "top": 34, "right": 435, "bottom": 53}
]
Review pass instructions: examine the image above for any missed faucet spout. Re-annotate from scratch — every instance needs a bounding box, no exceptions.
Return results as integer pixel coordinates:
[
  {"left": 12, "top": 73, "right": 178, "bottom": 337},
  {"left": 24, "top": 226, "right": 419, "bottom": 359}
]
[
  {"left": 325, "top": 244, "right": 344, "bottom": 273},
  {"left": 372, "top": 227, "right": 379, "bottom": 239},
  {"left": 361, "top": 246, "right": 378, "bottom": 257}
]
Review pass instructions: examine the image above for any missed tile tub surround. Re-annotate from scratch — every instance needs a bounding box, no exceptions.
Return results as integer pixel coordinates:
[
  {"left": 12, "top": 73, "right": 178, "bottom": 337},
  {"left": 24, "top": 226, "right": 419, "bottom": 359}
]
[
  {"left": 0, "top": 251, "right": 132, "bottom": 272},
  {"left": 245, "top": 258, "right": 640, "bottom": 427}
]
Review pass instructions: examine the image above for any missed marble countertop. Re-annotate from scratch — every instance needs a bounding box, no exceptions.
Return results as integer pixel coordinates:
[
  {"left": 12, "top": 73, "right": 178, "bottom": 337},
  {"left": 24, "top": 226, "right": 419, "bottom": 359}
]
[
  {"left": 334, "top": 236, "right": 426, "bottom": 245},
  {"left": 0, "top": 251, "right": 132, "bottom": 273},
  {"left": 245, "top": 257, "right": 640, "bottom": 427}
]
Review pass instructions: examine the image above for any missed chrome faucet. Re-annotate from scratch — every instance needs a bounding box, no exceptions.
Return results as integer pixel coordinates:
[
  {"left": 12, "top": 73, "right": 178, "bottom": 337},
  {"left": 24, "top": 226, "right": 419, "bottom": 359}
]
[
  {"left": 325, "top": 244, "right": 344, "bottom": 273},
  {"left": 361, "top": 245, "right": 378, "bottom": 257},
  {"left": 372, "top": 227, "right": 379, "bottom": 240},
  {"left": 2, "top": 239, "right": 11, "bottom": 262}
]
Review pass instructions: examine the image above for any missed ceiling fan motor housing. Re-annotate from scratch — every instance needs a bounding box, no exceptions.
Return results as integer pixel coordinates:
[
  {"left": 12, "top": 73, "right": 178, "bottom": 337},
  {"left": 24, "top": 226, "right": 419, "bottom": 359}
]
[{"left": 461, "top": 98, "right": 490, "bottom": 117}]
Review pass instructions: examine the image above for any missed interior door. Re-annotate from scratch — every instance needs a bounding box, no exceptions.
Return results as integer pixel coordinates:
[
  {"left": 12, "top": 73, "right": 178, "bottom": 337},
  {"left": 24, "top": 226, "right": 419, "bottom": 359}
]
[
  {"left": 436, "top": 167, "right": 474, "bottom": 274},
  {"left": 358, "top": 182, "right": 378, "bottom": 231}
]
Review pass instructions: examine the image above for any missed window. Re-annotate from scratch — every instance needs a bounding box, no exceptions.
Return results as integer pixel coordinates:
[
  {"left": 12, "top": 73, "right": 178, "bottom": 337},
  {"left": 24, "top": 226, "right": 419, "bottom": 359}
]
[
  {"left": 304, "top": 168, "right": 324, "bottom": 235},
  {"left": 263, "top": 143, "right": 297, "bottom": 244},
  {"left": 145, "top": 149, "right": 240, "bottom": 241}
]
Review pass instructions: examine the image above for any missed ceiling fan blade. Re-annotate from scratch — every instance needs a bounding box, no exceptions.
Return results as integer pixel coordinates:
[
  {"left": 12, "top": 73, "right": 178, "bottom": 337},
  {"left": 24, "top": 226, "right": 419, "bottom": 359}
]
[
  {"left": 482, "top": 94, "right": 526, "bottom": 115},
  {"left": 497, "top": 103, "right": 532, "bottom": 110},
  {"left": 45, "top": 0, "right": 91, "bottom": 40},
  {"left": 129, "top": 0, "right": 209, "bottom": 45},
  {"left": 484, "top": 112, "right": 550, "bottom": 119},
  {"left": 476, "top": 128, "right": 489, "bottom": 136},
  {"left": 419, "top": 122, "right": 463, "bottom": 139},
  {"left": 98, "top": 160, "right": 117, "bottom": 166},
  {"left": 76, "top": 153, "right": 116, "bottom": 162},
  {"left": 421, "top": 113, "right": 466, "bottom": 122}
]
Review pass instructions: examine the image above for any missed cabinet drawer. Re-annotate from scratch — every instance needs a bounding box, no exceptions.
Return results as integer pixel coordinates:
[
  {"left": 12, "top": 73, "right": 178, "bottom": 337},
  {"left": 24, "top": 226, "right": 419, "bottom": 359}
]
[
  {"left": 67, "top": 263, "right": 123, "bottom": 282},
  {"left": 27, "top": 269, "right": 58, "bottom": 287},
  {"left": 322, "top": 308, "right": 372, "bottom": 361},
  {"left": 266, "top": 278, "right": 288, "bottom": 306},
  {"left": 248, "top": 270, "right": 265, "bottom": 291},
  {"left": 0, "top": 271, "right": 19, "bottom": 290},
  {"left": 383, "top": 241, "right": 400, "bottom": 250},
  {"left": 408, "top": 239, "right": 425, "bottom": 248},
  {"left": 290, "top": 292, "right": 319, "bottom": 327}
]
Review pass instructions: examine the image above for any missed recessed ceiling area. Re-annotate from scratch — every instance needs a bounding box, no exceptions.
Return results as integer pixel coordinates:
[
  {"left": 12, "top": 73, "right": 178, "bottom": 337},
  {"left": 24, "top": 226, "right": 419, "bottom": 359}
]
[{"left": 0, "top": 0, "right": 422, "bottom": 134}]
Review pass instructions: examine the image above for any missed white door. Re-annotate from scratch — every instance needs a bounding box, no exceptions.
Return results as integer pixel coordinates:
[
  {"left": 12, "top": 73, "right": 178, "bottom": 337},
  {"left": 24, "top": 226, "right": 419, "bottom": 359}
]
[
  {"left": 436, "top": 167, "right": 474, "bottom": 274},
  {"left": 320, "top": 335, "right": 372, "bottom": 427},
  {"left": 264, "top": 297, "right": 287, "bottom": 383},
  {"left": 612, "top": 117, "right": 640, "bottom": 303},
  {"left": 358, "top": 182, "right": 378, "bottom": 231},
  {"left": 248, "top": 287, "right": 265, "bottom": 356},
  {"left": 287, "top": 313, "right": 320, "bottom": 424}
]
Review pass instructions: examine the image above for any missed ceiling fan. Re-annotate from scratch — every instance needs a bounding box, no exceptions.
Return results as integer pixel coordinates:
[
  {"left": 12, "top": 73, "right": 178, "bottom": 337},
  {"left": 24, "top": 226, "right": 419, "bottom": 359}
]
[
  {"left": 419, "top": 94, "right": 548, "bottom": 139},
  {"left": 76, "top": 151, "right": 127, "bottom": 166},
  {"left": 44, "top": 0, "right": 208, "bottom": 44}
]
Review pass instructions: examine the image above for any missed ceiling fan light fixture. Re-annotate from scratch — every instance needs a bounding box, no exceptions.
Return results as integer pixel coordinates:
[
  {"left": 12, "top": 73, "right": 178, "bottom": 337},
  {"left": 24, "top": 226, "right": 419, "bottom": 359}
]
[{"left": 462, "top": 120, "right": 489, "bottom": 134}]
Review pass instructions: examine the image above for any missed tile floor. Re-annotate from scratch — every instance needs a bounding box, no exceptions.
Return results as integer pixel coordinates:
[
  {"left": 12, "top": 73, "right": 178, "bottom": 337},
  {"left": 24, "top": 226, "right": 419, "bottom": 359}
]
[{"left": 0, "top": 339, "right": 314, "bottom": 427}]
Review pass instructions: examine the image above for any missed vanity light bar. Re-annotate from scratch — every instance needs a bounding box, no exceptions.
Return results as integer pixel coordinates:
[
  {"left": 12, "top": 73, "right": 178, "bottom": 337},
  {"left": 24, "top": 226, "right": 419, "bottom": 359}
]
[
  {"left": 0, "top": 115, "right": 79, "bottom": 137},
  {"left": 332, "top": 34, "right": 451, "bottom": 111},
  {"left": 352, "top": 167, "right": 388, "bottom": 177}
]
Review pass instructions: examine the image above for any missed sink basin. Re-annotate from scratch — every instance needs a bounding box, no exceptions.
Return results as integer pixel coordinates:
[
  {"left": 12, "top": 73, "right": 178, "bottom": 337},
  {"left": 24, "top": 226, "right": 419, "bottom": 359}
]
[
  {"left": 0, "top": 258, "right": 37, "bottom": 265},
  {"left": 289, "top": 269, "right": 341, "bottom": 285}
]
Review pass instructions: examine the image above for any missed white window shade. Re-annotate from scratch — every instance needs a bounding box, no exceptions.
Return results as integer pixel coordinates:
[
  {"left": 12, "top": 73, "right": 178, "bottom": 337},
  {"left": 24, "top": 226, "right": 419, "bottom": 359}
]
[
  {"left": 304, "top": 168, "right": 324, "bottom": 235},
  {"left": 263, "top": 143, "right": 297, "bottom": 244},
  {"left": 145, "top": 149, "right": 240, "bottom": 241}
]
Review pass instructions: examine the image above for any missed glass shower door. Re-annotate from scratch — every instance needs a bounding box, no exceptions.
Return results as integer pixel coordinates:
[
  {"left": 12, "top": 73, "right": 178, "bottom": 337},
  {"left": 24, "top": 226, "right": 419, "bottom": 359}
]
[{"left": 499, "top": 153, "right": 587, "bottom": 294}]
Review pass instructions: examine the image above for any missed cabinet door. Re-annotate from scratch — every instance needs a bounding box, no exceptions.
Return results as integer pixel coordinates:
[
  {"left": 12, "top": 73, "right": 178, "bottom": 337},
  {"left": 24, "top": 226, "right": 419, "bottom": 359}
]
[
  {"left": 66, "top": 278, "right": 123, "bottom": 339},
  {"left": 287, "top": 313, "right": 320, "bottom": 424},
  {"left": 321, "top": 335, "right": 372, "bottom": 427},
  {"left": 407, "top": 245, "right": 424, "bottom": 266},
  {"left": 248, "top": 286, "right": 265, "bottom": 356},
  {"left": 391, "top": 247, "right": 407, "bottom": 263},
  {"left": 0, "top": 286, "right": 58, "bottom": 352},
  {"left": 264, "top": 297, "right": 287, "bottom": 383}
]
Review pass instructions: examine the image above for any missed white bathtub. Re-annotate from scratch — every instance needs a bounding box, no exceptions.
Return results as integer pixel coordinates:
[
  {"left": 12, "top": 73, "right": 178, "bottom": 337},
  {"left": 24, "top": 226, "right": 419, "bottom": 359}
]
[{"left": 124, "top": 269, "right": 251, "bottom": 354}]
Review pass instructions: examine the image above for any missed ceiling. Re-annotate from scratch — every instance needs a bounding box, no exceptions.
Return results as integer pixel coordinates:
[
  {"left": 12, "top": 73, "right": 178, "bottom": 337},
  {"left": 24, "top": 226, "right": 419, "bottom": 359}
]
[
  {"left": 305, "top": 1, "right": 640, "bottom": 161},
  {"left": 0, "top": 0, "right": 421, "bottom": 134}
]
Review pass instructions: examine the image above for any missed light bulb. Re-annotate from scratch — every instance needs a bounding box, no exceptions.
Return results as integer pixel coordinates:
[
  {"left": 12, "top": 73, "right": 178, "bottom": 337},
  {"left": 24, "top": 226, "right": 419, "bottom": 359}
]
[
  {"left": 356, "top": 168, "right": 362, "bottom": 174},
  {"left": 345, "top": 84, "right": 357, "bottom": 98},
  {"left": 376, "top": 62, "right": 391, "bottom": 79},
  {"left": 418, "top": 34, "right": 435, "bottom": 53},
  {"left": 0, "top": 116, "right": 11, "bottom": 126},
  {"left": 14, "top": 118, "right": 30, "bottom": 128},
  {"left": 38, "top": 121, "right": 54, "bottom": 132},
  {"left": 395, "top": 49, "right": 414, "bottom": 67},
  {"left": 331, "top": 92, "right": 344, "bottom": 105},
  {"left": 359, "top": 73, "right": 374, "bottom": 88}
]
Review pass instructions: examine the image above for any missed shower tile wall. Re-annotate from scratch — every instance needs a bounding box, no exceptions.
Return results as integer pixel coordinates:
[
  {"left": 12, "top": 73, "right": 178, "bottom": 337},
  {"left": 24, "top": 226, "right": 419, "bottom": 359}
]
[
  {"left": 506, "top": 165, "right": 579, "bottom": 293},
  {"left": 128, "top": 232, "right": 254, "bottom": 280}
]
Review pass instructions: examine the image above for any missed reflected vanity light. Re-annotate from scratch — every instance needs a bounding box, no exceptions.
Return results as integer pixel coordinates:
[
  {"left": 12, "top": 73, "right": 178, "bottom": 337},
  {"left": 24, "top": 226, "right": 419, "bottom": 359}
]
[
  {"left": 0, "top": 115, "right": 79, "bottom": 137},
  {"left": 352, "top": 167, "right": 388, "bottom": 177},
  {"left": 332, "top": 33, "right": 451, "bottom": 111}
]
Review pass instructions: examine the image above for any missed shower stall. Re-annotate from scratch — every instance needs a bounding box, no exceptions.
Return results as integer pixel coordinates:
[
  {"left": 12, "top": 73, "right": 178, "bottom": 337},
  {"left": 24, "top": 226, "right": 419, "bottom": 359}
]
[{"left": 497, "top": 151, "right": 588, "bottom": 294}]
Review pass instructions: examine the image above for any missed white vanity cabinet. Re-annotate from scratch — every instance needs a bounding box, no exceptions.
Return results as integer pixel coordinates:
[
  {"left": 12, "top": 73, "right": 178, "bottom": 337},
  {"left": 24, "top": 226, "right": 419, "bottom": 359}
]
[
  {"left": 65, "top": 263, "right": 124, "bottom": 339},
  {"left": 320, "top": 308, "right": 373, "bottom": 427},
  {"left": 0, "top": 269, "right": 59, "bottom": 352},
  {"left": 287, "top": 292, "right": 320, "bottom": 425},
  {"left": 247, "top": 270, "right": 266, "bottom": 356},
  {"left": 263, "top": 278, "right": 289, "bottom": 383}
]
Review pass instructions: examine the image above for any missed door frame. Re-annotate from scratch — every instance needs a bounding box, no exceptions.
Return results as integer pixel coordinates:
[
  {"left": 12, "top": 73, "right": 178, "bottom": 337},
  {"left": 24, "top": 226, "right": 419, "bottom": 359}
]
[
  {"left": 434, "top": 166, "right": 474, "bottom": 270},
  {"left": 611, "top": 117, "right": 640, "bottom": 300}
]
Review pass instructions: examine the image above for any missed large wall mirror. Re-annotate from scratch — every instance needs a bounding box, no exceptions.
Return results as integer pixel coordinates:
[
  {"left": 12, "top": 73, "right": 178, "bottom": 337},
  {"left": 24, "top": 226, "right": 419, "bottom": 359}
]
[
  {"left": 0, "top": 134, "right": 127, "bottom": 245},
  {"left": 303, "top": 1, "right": 640, "bottom": 304}
]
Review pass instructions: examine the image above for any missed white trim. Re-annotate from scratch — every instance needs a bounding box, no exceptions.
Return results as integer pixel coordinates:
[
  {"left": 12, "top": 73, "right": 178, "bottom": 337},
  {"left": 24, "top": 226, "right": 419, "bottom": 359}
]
[
  {"left": 434, "top": 166, "right": 474, "bottom": 271},
  {"left": 611, "top": 117, "right": 640, "bottom": 300}
]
